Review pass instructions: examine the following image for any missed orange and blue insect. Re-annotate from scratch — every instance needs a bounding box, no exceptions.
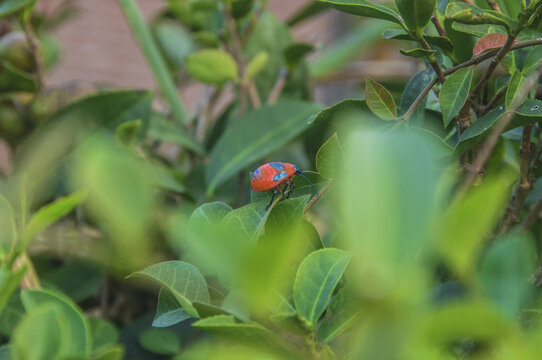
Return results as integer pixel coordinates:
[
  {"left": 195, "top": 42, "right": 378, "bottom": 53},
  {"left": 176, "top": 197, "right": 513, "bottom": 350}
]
[{"left": 251, "top": 162, "right": 313, "bottom": 210}]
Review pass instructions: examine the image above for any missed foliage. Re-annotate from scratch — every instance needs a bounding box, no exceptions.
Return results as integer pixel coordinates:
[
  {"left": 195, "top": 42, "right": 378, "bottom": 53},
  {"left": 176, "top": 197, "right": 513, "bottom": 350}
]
[{"left": 2, "top": 0, "right": 542, "bottom": 359}]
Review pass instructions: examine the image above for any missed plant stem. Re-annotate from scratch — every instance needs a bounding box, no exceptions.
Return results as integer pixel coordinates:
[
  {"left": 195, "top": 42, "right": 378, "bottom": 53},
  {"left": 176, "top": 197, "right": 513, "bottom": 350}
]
[
  {"left": 431, "top": 16, "right": 447, "bottom": 37},
  {"left": 13, "top": 252, "right": 41, "bottom": 289},
  {"left": 22, "top": 20, "right": 43, "bottom": 90},
  {"left": 118, "top": 0, "right": 186, "bottom": 124},
  {"left": 521, "top": 197, "right": 542, "bottom": 232},
  {"left": 402, "top": 38, "right": 542, "bottom": 120},
  {"left": 498, "top": 124, "right": 534, "bottom": 233},
  {"left": 418, "top": 35, "right": 445, "bottom": 83}
]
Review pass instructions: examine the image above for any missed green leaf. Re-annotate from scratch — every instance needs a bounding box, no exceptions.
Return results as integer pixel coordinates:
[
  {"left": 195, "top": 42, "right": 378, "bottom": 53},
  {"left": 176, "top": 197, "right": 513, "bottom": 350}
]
[
  {"left": 521, "top": 46, "right": 542, "bottom": 75},
  {"left": 40, "top": 261, "right": 104, "bottom": 303},
  {"left": 311, "top": 99, "right": 367, "bottom": 123},
  {"left": 128, "top": 260, "right": 210, "bottom": 318},
  {"left": 505, "top": 70, "right": 526, "bottom": 111},
  {"left": 439, "top": 68, "right": 473, "bottom": 126},
  {"left": 0, "top": 0, "right": 35, "bottom": 18},
  {"left": 287, "top": 1, "right": 329, "bottom": 26},
  {"left": 0, "top": 345, "right": 10, "bottom": 360},
  {"left": 445, "top": 2, "right": 516, "bottom": 32},
  {"left": 0, "top": 266, "right": 25, "bottom": 313},
  {"left": 153, "top": 18, "right": 195, "bottom": 69},
  {"left": 185, "top": 49, "right": 238, "bottom": 85},
  {"left": 316, "top": 285, "right": 359, "bottom": 343},
  {"left": 221, "top": 201, "right": 270, "bottom": 242},
  {"left": 293, "top": 248, "right": 350, "bottom": 329},
  {"left": 458, "top": 106, "right": 505, "bottom": 145},
  {"left": 316, "top": 133, "right": 344, "bottom": 179},
  {"left": 0, "top": 293, "right": 24, "bottom": 336},
  {"left": 382, "top": 29, "right": 453, "bottom": 51},
  {"left": 192, "top": 315, "right": 291, "bottom": 356},
  {"left": 192, "top": 301, "right": 231, "bottom": 318},
  {"left": 12, "top": 305, "right": 70, "bottom": 360},
  {"left": 435, "top": 174, "right": 512, "bottom": 278},
  {"left": 20, "top": 190, "right": 87, "bottom": 247},
  {"left": 205, "top": 99, "right": 322, "bottom": 195},
  {"left": 396, "top": 0, "right": 437, "bottom": 31},
  {"left": 115, "top": 119, "right": 142, "bottom": 148},
  {"left": 138, "top": 328, "right": 181, "bottom": 355},
  {"left": 495, "top": 0, "right": 521, "bottom": 18},
  {"left": 400, "top": 68, "right": 434, "bottom": 118},
  {"left": 21, "top": 289, "right": 92, "bottom": 357},
  {"left": 365, "top": 76, "right": 397, "bottom": 121},
  {"left": 399, "top": 48, "right": 436, "bottom": 58},
  {"left": 0, "top": 61, "right": 37, "bottom": 92},
  {"left": 89, "top": 318, "right": 118, "bottom": 352},
  {"left": 0, "top": 194, "right": 16, "bottom": 260},
  {"left": 148, "top": 113, "right": 204, "bottom": 154},
  {"left": 318, "top": 0, "right": 404, "bottom": 26},
  {"left": 478, "top": 234, "right": 534, "bottom": 318},
  {"left": 153, "top": 288, "right": 190, "bottom": 328}
]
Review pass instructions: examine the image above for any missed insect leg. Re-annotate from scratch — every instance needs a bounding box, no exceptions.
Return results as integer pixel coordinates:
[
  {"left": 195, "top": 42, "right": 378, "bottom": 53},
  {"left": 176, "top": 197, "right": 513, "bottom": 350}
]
[
  {"left": 286, "top": 181, "right": 295, "bottom": 198},
  {"left": 281, "top": 181, "right": 290, "bottom": 199},
  {"left": 266, "top": 188, "right": 278, "bottom": 210}
]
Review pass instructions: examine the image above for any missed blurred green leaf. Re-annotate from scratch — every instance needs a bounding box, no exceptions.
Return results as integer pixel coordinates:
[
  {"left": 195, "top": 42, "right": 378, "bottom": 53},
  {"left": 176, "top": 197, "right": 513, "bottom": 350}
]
[
  {"left": 115, "top": 119, "right": 142, "bottom": 148},
  {"left": 287, "top": 1, "right": 329, "bottom": 26},
  {"left": 316, "top": 133, "right": 343, "bottom": 179},
  {"left": 138, "top": 328, "right": 181, "bottom": 355},
  {"left": 186, "top": 49, "right": 238, "bottom": 85},
  {"left": 365, "top": 76, "right": 397, "bottom": 121},
  {"left": 310, "top": 20, "right": 392, "bottom": 78},
  {"left": 506, "top": 70, "right": 526, "bottom": 110},
  {"left": 316, "top": 284, "right": 358, "bottom": 343},
  {"left": 478, "top": 234, "right": 534, "bottom": 318},
  {"left": 148, "top": 113, "right": 204, "bottom": 154},
  {"left": 293, "top": 248, "right": 350, "bottom": 329},
  {"left": 399, "top": 48, "right": 436, "bottom": 58},
  {"left": 439, "top": 68, "right": 473, "bottom": 126},
  {"left": 12, "top": 305, "right": 70, "bottom": 360},
  {"left": 0, "top": 292, "right": 23, "bottom": 336},
  {"left": 0, "top": 0, "right": 35, "bottom": 18},
  {"left": 0, "top": 61, "right": 37, "bottom": 92},
  {"left": 222, "top": 290, "right": 250, "bottom": 323},
  {"left": 41, "top": 261, "right": 104, "bottom": 303},
  {"left": 283, "top": 43, "right": 314, "bottom": 69},
  {"left": 435, "top": 174, "right": 512, "bottom": 278},
  {"left": 231, "top": 0, "right": 254, "bottom": 19},
  {"left": 153, "top": 18, "right": 195, "bottom": 69},
  {"left": 89, "top": 317, "right": 119, "bottom": 352},
  {"left": 129, "top": 260, "right": 210, "bottom": 318},
  {"left": 153, "top": 288, "right": 191, "bottom": 328},
  {"left": 91, "top": 345, "right": 125, "bottom": 360},
  {"left": 205, "top": 100, "right": 322, "bottom": 195},
  {"left": 319, "top": 0, "right": 404, "bottom": 26},
  {"left": 0, "top": 266, "right": 25, "bottom": 313},
  {"left": 244, "top": 52, "right": 268, "bottom": 80},
  {"left": 396, "top": 0, "right": 436, "bottom": 31},
  {"left": 341, "top": 128, "right": 444, "bottom": 299},
  {"left": 0, "top": 345, "right": 10, "bottom": 360},
  {"left": 0, "top": 194, "right": 15, "bottom": 260},
  {"left": 420, "top": 299, "right": 512, "bottom": 343},
  {"left": 20, "top": 190, "right": 87, "bottom": 248},
  {"left": 21, "top": 289, "right": 92, "bottom": 357},
  {"left": 192, "top": 315, "right": 294, "bottom": 357}
]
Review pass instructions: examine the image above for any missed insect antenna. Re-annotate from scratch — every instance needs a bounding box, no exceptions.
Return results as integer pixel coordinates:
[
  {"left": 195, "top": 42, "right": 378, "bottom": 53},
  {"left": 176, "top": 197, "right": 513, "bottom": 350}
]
[{"left": 296, "top": 171, "right": 316, "bottom": 190}]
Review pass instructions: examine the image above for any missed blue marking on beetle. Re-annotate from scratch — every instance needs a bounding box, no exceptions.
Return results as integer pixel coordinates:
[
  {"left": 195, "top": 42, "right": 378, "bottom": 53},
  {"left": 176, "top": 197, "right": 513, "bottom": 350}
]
[
  {"left": 269, "top": 162, "right": 285, "bottom": 171},
  {"left": 252, "top": 168, "right": 261, "bottom": 179},
  {"left": 273, "top": 172, "right": 288, "bottom": 181},
  {"left": 294, "top": 165, "right": 301, "bottom": 172}
]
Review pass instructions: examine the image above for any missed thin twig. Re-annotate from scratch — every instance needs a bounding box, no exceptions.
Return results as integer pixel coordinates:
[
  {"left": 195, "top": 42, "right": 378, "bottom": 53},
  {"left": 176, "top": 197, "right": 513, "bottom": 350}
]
[
  {"left": 240, "top": 0, "right": 268, "bottom": 46},
  {"left": 248, "top": 81, "right": 261, "bottom": 108},
  {"left": 482, "top": 87, "right": 506, "bottom": 114},
  {"left": 268, "top": 68, "right": 289, "bottom": 105},
  {"left": 22, "top": 21, "right": 44, "bottom": 90},
  {"left": 419, "top": 36, "right": 445, "bottom": 83},
  {"left": 431, "top": 16, "right": 447, "bottom": 37},
  {"left": 497, "top": 124, "right": 534, "bottom": 234}
]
